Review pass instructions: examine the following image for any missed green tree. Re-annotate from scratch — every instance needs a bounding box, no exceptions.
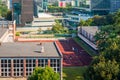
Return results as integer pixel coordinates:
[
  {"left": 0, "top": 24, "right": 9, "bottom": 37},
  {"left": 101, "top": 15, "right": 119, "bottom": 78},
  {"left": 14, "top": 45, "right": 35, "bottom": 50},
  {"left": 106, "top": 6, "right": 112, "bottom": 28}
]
[
  {"left": 28, "top": 66, "right": 60, "bottom": 80},
  {"left": 52, "top": 21, "right": 65, "bottom": 33},
  {"left": 85, "top": 56, "right": 119, "bottom": 80},
  {"left": 79, "top": 19, "right": 86, "bottom": 26},
  {"left": 5, "top": 10, "right": 12, "bottom": 20},
  {"left": 0, "top": 0, "right": 8, "bottom": 17},
  {"left": 85, "top": 10, "right": 120, "bottom": 80}
]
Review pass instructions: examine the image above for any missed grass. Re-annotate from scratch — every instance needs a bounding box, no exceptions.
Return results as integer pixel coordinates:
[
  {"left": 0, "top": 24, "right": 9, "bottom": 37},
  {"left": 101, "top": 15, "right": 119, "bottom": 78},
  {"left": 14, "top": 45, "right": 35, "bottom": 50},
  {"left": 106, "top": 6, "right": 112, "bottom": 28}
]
[
  {"left": 73, "top": 37, "right": 98, "bottom": 57},
  {"left": 63, "top": 67, "right": 87, "bottom": 80}
]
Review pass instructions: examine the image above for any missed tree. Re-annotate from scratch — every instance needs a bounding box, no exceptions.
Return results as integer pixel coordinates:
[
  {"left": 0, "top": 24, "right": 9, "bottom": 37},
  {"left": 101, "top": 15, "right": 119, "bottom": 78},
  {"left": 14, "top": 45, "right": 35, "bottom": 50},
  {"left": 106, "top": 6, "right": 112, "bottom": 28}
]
[
  {"left": 79, "top": 19, "right": 86, "bottom": 26},
  {"left": 84, "top": 10, "right": 120, "bottom": 80},
  {"left": 0, "top": 0, "right": 8, "bottom": 17},
  {"left": 85, "top": 56, "right": 120, "bottom": 80},
  {"left": 28, "top": 66, "right": 60, "bottom": 80},
  {"left": 5, "top": 10, "right": 12, "bottom": 20},
  {"left": 52, "top": 21, "right": 65, "bottom": 34}
]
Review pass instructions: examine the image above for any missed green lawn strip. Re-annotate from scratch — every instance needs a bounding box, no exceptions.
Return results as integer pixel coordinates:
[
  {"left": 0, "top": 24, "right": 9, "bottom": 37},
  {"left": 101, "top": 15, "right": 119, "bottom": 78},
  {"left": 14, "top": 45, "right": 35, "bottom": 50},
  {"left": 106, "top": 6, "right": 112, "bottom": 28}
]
[
  {"left": 73, "top": 37, "right": 98, "bottom": 57},
  {"left": 63, "top": 67, "right": 87, "bottom": 80}
]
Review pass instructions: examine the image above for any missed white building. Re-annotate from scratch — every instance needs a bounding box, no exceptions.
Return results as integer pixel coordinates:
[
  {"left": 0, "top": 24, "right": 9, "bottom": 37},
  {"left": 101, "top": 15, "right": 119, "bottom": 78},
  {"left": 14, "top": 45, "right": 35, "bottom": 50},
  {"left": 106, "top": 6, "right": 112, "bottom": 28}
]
[
  {"left": 2, "top": 0, "right": 11, "bottom": 10},
  {"left": 78, "top": 26, "right": 99, "bottom": 50},
  {"left": 32, "top": 13, "right": 55, "bottom": 30}
]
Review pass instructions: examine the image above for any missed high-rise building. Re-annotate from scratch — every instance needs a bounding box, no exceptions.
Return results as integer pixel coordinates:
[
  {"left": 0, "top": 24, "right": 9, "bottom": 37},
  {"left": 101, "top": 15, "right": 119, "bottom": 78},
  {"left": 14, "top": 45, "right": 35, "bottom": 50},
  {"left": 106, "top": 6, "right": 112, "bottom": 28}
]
[
  {"left": 90, "top": 0, "right": 120, "bottom": 14},
  {"left": 12, "top": 0, "right": 33, "bottom": 26},
  {"left": 90, "top": 0, "right": 110, "bottom": 14},
  {"left": 42, "top": 0, "right": 48, "bottom": 11},
  {"left": 110, "top": 0, "right": 120, "bottom": 12}
]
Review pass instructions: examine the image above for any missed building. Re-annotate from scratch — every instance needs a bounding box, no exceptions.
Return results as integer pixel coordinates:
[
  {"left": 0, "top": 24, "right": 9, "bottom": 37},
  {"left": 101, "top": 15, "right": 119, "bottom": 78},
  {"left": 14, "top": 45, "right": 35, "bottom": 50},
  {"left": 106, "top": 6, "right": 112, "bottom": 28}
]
[
  {"left": 32, "top": 13, "right": 55, "bottom": 30},
  {"left": 65, "top": 10, "right": 92, "bottom": 28},
  {"left": 0, "top": 21, "right": 16, "bottom": 43},
  {"left": 59, "top": 0, "right": 66, "bottom": 7},
  {"left": 90, "top": 0, "right": 110, "bottom": 14},
  {"left": 42, "top": 0, "right": 48, "bottom": 11},
  {"left": 78, "top": 26, "right": 99, "bottom": 50},
  {"left": 90, "top": 0, "right": 120, "bottom": 14},
  {"left": 0, "top": 42, "right": 62, "bottom": 80},
  {"left": 110, "top": 0, "right": 120, "bottom": 12},
  {"left": 1, "top": 0, "right": 11, "bottom": 9},
  {"left": 12, "top": 0, "right": 34, "bottom": 26}
]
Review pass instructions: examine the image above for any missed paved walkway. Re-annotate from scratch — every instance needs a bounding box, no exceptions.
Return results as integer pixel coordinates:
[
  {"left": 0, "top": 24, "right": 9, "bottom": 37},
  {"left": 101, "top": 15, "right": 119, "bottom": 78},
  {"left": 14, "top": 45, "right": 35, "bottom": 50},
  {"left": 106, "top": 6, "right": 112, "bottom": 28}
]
[{"left": 78, "top": 34, "right": 98, "bottom": 50}]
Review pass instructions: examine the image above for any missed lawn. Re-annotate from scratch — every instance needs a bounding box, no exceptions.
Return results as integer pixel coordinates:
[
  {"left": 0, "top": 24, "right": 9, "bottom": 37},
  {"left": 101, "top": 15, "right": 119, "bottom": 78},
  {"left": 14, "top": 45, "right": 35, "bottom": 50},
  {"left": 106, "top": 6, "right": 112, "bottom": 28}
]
[
  {"left": 63, "top": 67, "right": 87, "bottom": 80},
  {"left": 73, "top": 37, "right": 98, "bottom": 57}
]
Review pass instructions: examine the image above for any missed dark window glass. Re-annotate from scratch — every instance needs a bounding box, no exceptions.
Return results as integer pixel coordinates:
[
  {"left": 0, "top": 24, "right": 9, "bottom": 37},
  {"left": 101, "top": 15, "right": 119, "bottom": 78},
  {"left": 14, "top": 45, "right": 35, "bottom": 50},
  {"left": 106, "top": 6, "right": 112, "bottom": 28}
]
[
  {"left": 17, "top": 60, "right": 19, "bottom": 63},
  {"left": 1, "top": 73, "right": 4, "bottom": 76},
  {"left": 8, "top": 64, "right": 11, "bottom": 67},
  {"left": 1, "top": 60, "right": 4, "bottom": 63},
  {"left": 5, "top": 73, "right": 7, "bottom": 76},
  {"left": 5, "top": 60, "right": 7, "bottom": 63},
  {"left": 8, "top": 73, "right": 11, "bottom": 76},
  {"left": 8, "top": 60, "right": 11, "bottom": 63},
  {"left": 1, "top": 64, "right": 4, "bottom": 67},
  {"left": 5, "top": 64, "right": 7, "bottom": 67},
  {"left": 13, "top": 60, "right": 16, "bottom": 63},
  {"left": 17, "top": 64, "right": 19, "bottom": 67},
  {"left": 21, "top": 64, "right": 23, "bottom": 67}
]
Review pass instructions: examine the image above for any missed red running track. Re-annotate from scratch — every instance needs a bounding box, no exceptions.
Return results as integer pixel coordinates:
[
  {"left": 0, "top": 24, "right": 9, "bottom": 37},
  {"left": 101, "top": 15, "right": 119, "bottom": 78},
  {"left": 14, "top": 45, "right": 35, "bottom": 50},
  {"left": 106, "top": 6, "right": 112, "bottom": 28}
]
[{"left": 56, "top": 38, "right": 92, "bottom": 67}]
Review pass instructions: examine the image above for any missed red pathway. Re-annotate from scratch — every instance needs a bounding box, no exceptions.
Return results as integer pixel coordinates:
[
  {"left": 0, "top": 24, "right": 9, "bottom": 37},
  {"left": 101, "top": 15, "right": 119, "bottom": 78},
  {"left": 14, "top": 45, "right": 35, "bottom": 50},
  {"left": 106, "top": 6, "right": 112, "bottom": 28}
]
[{"left": 56, "top": 38, "right": 92, "bottom": 67}]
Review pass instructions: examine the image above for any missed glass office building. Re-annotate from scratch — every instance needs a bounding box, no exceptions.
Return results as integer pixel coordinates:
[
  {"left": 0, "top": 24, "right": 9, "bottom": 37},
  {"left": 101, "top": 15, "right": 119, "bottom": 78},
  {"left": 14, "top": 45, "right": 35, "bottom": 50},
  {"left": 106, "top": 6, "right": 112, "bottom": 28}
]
[{"left": 90, "top": 0, "right": 110, "bottom": 14}]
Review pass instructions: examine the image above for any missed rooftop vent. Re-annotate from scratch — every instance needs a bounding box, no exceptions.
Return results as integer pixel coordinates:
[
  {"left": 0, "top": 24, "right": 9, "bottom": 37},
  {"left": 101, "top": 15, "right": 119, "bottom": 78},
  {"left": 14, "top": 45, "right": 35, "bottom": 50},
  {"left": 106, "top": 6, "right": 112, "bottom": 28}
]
[{"left": 40, "top": 43, "right": 44, "bottom": 53}]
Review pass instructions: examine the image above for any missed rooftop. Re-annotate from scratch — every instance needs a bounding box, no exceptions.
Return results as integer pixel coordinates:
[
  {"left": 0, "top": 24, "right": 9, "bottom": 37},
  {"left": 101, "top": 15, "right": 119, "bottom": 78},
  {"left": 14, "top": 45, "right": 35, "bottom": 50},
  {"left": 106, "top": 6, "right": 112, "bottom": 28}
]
[
  {"left": 38, "top": 13, "right": 54, "bottom": 18},
  {"left": 0, "top": 42, "right": 62, "bottom": 58},
  {"left": 80, "top": 26, "right": 99, "bottom": 35}
]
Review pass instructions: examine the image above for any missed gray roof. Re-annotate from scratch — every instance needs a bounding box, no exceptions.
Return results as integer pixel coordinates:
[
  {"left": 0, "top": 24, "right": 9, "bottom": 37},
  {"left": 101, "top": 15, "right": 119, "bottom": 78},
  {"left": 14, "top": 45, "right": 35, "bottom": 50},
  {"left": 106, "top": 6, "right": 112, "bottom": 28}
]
[
  {"left": 80, "top": 26, "right": 99, "bottom": 35},
  {"left": 0, "top": 42, "right": 62, "bottom": 58},
  {"left": 0, "top": 27, "right": 8, "bottom": 38}
]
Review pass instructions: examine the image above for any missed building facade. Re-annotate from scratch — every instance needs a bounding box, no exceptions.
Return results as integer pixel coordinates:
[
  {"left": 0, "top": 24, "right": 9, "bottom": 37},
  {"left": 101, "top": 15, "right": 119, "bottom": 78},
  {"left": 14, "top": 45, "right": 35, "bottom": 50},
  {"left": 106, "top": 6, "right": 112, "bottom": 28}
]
[
  {"left": 59, "top": 0, "right": 66, "bottom": 7},
  {"left": 78, "top": 26, "right": 98, "bottom": 50},
  {"left": 90, "top": 0, "right": 110, "bottom": 14},
  {"left": 65, "top": 10, "right": 92, "bottom": 28},
  {"left": 0, "top": 42, "right": 62, "bottom": 80},
  {"left": 110, "top": 0, "right": 120, "bottom": 12},
  {"left": 90, "top": 0, "right": 120, "bottom": 14},
  {"left": 12, "top": 0, "right": 34, "bottom": 26}
]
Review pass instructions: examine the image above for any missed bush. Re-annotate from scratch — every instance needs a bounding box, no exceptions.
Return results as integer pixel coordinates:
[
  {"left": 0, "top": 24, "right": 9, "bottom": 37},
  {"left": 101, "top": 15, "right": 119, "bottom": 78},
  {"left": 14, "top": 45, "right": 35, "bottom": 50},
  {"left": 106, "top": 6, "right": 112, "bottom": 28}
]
[{"left": 16, "top": 32, "right": 20, "bottom": 36}]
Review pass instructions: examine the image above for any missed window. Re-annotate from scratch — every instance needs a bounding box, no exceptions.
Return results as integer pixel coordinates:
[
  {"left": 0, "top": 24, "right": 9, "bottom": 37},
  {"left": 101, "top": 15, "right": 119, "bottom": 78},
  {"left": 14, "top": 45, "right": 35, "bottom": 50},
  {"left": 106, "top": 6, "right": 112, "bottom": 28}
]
[
  {"left": 50, "top": 59, "right": 60, "bottom": 73},
  {"left": 26, "top": 59, "right": 36, "bottom": 76},
  {"left": 1, "top": 59, "right": 11, "bottom": 77},
  {"left": 13, "top": 59, "right": 24, "bottom": 77}
]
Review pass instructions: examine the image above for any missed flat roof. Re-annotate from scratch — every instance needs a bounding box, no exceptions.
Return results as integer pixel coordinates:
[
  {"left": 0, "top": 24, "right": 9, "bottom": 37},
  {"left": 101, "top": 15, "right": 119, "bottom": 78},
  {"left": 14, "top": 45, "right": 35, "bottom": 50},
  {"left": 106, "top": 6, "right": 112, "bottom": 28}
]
[
  {"left": 38, "top": 13, "right": 54, "bottom": 18},
  {"left": 0, "top": 42, "right": 62, "bottom": 58},
  {"left": 80, "top": 26, "right": 99, "bottom": 35},
  {"left": 0, "top": 27, "right": 8, "bottom": 38}
]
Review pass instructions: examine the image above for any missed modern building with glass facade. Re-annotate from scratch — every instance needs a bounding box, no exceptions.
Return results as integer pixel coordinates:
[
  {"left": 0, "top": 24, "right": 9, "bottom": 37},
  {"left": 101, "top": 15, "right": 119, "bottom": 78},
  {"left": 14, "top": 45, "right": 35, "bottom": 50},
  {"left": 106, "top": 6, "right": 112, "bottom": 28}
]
[
  {"left": 90, "top": 0, "right": 110, "bottom": 14},
  {"left": 12, "top": 0, "right": 34, "bottom": 26},
  {"left": 90, "top": 0, "right": 120, "bottom": 14},
  {"left": 110, "top": 0, "right": 120, "bottom": 12},
  {"left": 0, "top": 42, "right": 62, "bottom": 80}
]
